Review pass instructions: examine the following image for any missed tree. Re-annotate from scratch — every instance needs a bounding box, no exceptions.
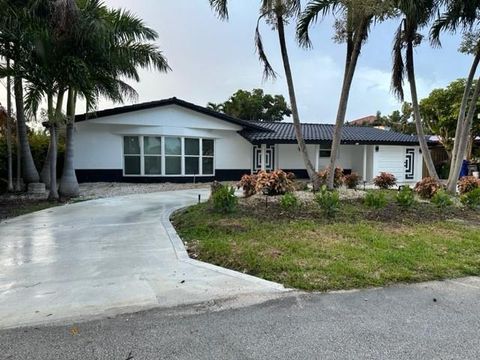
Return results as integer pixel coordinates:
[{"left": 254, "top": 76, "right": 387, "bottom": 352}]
[
  {"left": 0, "top": 0, "right": 41, "bottom": 185},
  {"left": 376, "top": 102, "right": 416, "bottom": 135},
  {"left": 207, "top": 89, "right": 292, "bottom": 122},
  {"left": 431, "top": 1, "right": 480, "bottom": 192},
  {"left": 391, "top": 0, "right": 440, "bottom": 182},
  {"left": 298, "top": 0, "right": 392, "bottom": 189},
  {"left": 209, "top": 0, "right": 319, "bottom": 187},
  {"left": 58, "top": 0, "right": 170, "bottom": 198}
]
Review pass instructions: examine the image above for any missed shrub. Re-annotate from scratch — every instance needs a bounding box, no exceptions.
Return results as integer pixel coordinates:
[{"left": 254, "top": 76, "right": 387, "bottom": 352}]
[
  {"left": 255, "top": 170, "right": 295, "bottom": 196},
  {"left": 210, "top": 181, "right": 223, "bottom": 196},
  {"left": 431, "top": 189, "right": 453, "bottom": 209},
  {"left": 315, "top": 185, "right": 340, "bottom": 217},
  {"left": 457, "top": 176, "right": 480, "bottom": 195},
  {"left": 211, "top": 185, "right": 238, "bottom": 213},
  {"left": 373, "top": 172, "right": 397, "bottom": 189},
  {"left": 364, "top": 191, "right": 388, "bottom": 209},
  {"left": 317, "top": 167, "right": 344, "bottom": 188},
  {"left": 237, "top": 174, "right": 257, "bottom": 197},
  {"left": 343, "top": 172, "right": 361, "bottom": 189},
  {"left": 460, "top": 188, "right": 480, "bottom": 209},
  {"left": 414, "top": 177, "right": 442, "bottom": 199},
  {"left": 280, "top": 192, "right": 298, "bottom": 210},
  {"left": 396, "top": 186, "right": 415, "bottom": 209}
]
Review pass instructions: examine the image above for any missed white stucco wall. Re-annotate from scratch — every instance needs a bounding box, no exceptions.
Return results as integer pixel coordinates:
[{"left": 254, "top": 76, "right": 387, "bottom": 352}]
[{"left": 74, "top": 105, "right": 252, "bottom": 171}]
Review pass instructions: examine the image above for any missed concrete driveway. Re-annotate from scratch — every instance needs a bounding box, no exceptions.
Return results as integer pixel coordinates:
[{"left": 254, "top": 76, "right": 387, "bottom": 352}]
[{"left": 0, "top": 189, "right": 285, "bottom": 329}]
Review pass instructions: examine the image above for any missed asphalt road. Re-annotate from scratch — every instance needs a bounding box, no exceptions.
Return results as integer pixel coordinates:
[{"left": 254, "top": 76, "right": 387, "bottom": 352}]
[{"left": 2, "top": 277, "right": 480, "bottom": 360}]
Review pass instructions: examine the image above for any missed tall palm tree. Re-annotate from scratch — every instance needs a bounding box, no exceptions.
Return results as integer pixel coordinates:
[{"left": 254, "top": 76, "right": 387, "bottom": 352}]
[
  {"left": 431, "top": 0, "right": 480, "bottom": 192},
  {"left": 0, "top": 0, "right": 41, "bottom": 185},
  {"left": 58, "top": 0, "right": 170, "bottom": 198},
  {"left": 390, "top": 0, "right": 440, "bottom": 182},
  {"left": 297, "top": 0, "right": 390, "bottom": 189},
  {"left": 209, "top": 0, "right": 319, "bottom": 188}
]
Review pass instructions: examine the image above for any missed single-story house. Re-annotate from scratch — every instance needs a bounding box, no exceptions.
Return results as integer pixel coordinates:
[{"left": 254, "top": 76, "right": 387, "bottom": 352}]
[{"left": 74, "top": 97, "right": 424, "bottom": 184}]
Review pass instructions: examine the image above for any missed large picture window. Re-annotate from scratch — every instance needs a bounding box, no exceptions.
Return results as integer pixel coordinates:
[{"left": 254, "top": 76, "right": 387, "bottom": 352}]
[{"left": 123, "top": 136, "right": 214, "bottom": 176}]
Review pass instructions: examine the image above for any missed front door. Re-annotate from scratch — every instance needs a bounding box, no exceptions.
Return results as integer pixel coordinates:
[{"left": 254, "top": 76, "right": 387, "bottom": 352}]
[
  {"left": 405, "top": 148, "right": 415, "bottom": 180},
  {"left": 253, "top": 145, "right": 275, "bottom": 171}
]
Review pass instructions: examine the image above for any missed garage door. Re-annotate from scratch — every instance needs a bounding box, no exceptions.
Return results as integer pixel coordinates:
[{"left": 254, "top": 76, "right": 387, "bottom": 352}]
[{"left": 374, "top": 146, "right": 412, "bottom": 183}]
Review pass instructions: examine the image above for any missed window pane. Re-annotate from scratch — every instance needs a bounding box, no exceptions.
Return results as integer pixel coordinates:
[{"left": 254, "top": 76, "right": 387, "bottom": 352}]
[
  {"left": 145, "top": 156, "right": 162, "bottom": 175},
  {"left": 125, "top": 156, "right": 140, "bottom": 175},
  {"left": 165, "top": 156, "right": 181, "bottom": 175},
  {"left": 185, "top": 138, "right": 199, "bottom": 155},
  {"left": 319, "top": 150, "right": 331, "bottom": 158},
  {"left": 202, "top": 157, "right": 214, "bottom": 175},
  {"left": 185, "top": 157, "right": 199, "bottom": 175},
  {"left": 202, "top": 139, "right": 214, "bottom": 156},
  {"left": 144, "top": 137, "right": 162, "bottom": 155},
  {"left": 124, "top": 136, "right": 140, "bottom": 154},
  {"left": 165, "top": 137, "right": 181, "bottom": 155}
]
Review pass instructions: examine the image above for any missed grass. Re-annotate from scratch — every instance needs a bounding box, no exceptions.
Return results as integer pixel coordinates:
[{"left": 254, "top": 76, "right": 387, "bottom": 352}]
[
  {"left": 0, "top": 199, "right": 60, "bottom": 221},
  {"left": 172, "top": 194, "right": 480, "bottom": 291}
]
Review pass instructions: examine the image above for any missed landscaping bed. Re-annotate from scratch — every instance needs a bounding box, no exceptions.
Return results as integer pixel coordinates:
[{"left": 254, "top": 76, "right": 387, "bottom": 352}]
[
  {"left": 0, "top": 197, "right": 59, "bottom": 221},
  {"left": 172, "top": 189, "right": 480, "bottom": 292}
]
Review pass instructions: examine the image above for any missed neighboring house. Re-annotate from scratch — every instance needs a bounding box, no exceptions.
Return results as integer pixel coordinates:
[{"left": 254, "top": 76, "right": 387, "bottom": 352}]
[
  {"left": 74, "top": 98, "right": 424, "bottom": 184},
  {"left": 348, "top": 115, "right": 390, "bottom": 130}
]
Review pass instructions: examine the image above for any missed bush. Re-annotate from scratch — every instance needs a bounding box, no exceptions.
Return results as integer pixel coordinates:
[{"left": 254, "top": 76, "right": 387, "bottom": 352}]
[
  {"left": 364, "top": 191, "right": 388, "bottom": 209},
  {"left": 396, "top": 186, "right": 415, "bottom": 209},
  {"left": 237, "top": 174, "right": 257, "bottom": 197},
  {"left": 431, "top": 189, "right": 453, "bottom": 209},
  {"left": 317, "top": 167, "right": 343, "bottom": 188},
  {"left": 457, "top": 176, "right": 480, "bottom": 195},
  {"left": 315, "top": 185, "right": 340, "bottom": 217},
  {"left": 280, "top": 192, "right": 298, "bottom": 210},
  {"left": 460, "top": 188, "right": 480, "bottom": 209},
  {"left": 373, "top": 172, "right": 397, "bottom": 189},
  {"left": 255, "top": 170, "right": 295, "bottom": 196},
  {"left": 414, "top": 177, "right": 442, "bottom": 199},
  {"left": 343, "top": 172, "right": 361, "bottom": 189},
  {"left": 211, "top": 185, "right": 238, "bottom": 213}
]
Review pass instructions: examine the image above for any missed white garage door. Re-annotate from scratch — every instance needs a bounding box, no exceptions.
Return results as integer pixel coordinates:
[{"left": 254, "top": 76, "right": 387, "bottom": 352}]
[{"left": 374, "top": 146, "right": 416, "bottom": 183}]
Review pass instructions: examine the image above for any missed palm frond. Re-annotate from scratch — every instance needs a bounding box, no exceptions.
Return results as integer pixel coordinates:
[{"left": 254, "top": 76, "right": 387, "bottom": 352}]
[
  {"left": 391, "top": 20, "right": 406, "bottom": 101},
  {"left": 209, "top": 0, "right": 229, "bottom": 20},
  {"left": 297, "top": 0, "right": 341, "bottom": 48},
  {"left": 255, "top": 13, "right": 277, "bottom": 80}
]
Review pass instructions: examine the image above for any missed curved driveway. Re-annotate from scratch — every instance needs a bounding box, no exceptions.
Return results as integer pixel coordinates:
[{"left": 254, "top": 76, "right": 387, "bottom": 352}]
[{"left": 0, "top": 189, "right": 285, "bottom": 329}]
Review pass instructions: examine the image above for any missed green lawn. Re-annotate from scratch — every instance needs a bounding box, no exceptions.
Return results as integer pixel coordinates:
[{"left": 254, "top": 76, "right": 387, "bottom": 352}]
[{"left": 172, "top": 197, "right": 480, "bottom": 291}]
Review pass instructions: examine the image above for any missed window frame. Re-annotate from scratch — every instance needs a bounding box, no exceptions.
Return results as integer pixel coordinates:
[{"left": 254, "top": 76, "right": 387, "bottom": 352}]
[{"left": 122, "top": 135, "right": 215, "bottom": 177}]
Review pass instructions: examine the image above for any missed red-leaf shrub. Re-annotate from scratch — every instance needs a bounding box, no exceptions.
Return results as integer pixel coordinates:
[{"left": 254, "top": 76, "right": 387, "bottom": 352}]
[
  {"left": 457, "top": 176, "right": 480, "bottom": 195},
  {"left": 317, "top": 167, "right": 344, "bottom": 188},
  {"left": 373, "top": 172, "right": 397, "bottom": 189},
  {"left": 237, "top": 174, "right": 258, "bottom": 197},
  {"left": 414, "top": 177, "right": 442, "bottom": 199},
  {"left": 255, "top": 170, "right": 295, "bottom": 196},
  {"left": 343, "top": 172, "right": 361, "bottom": 189}
]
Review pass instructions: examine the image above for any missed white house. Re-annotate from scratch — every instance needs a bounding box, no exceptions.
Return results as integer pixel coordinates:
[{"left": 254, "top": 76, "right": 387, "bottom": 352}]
[{"left": 74, "top": 98, "right": 424, "bottom": 184}]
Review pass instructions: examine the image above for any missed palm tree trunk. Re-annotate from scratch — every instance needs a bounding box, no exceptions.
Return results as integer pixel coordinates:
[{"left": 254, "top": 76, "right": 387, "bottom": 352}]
[
  {"left": 327, "top": 18, "right": 368, "bottom": 189},
  {"left": 14, "top": 76, "right": 39, "bottom": 184},
  {"left": 276, "top": 14, "right": 318, "bottom": 188},
  {"left": 447, "top": 76, "right": 480, "bottom": 192},
  {"left": 48, "top": 124, "right": 59, "bottom": 201},
  {"left": 59, "top": 88, "right": 79, "bottom": 198},
  {"left": 40, "top": 137, "right": 52, "bottom": 188},
  {"left": 447, "top": 50, "right": 480, "bottom": 189},
  {"left": 406, "top": 41, "right": 439, "bottom": 182},
  {"left": 5, "top": 59, "right": 13, "bottom": 192}
]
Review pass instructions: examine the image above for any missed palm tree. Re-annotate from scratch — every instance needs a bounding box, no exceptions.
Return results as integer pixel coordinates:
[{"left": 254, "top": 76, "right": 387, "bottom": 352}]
[
  {"left": 209, "top": 0, "right": 319, "bottom": 188},
  {"left": 390, "top": 0, "right": 440, "bottom": 182},
  {"left": 297, "top": 0, "right": 390, "bottom": 189},
  {"left": 431, "top": 0, "right": 480, "bottom": 192},
  {"left": 0, "top": 0, "right": 41, "bottom": 185},
  {"left": 58, "top": 0, "right": 170, "bottom": 198}
]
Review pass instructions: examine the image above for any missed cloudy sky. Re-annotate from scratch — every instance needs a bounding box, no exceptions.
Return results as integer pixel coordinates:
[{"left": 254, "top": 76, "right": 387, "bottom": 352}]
[{"left": 2, "top": 1, "right": 472, "bottom": 124}]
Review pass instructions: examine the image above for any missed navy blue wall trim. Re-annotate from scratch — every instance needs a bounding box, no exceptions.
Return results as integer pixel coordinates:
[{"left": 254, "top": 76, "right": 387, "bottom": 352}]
[
  {"left": 283, "top": 169, "right": 309, "bottom": 179},
  {"left": 76, "top": 169, "right": 251, "bottom": 183}
]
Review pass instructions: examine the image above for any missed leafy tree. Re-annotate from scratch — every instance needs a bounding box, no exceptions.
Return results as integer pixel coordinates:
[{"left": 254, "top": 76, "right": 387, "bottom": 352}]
[
  {"left": 209, "top": 0, "right": 319, "bottom": 188},
  {"left": 376, "top": 102, "right": 416, "bottom": 135},
  {"left": 207, "top": 89, "right": 292, "bottom": 122},
  {"left": 297, "top": 0, "right": 393, "bottom": 189}
]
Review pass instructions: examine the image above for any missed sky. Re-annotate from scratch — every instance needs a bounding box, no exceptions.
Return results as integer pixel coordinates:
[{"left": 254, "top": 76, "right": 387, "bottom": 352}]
[{"left": 1, "top": 1, "right": 475, "bottom": 124}]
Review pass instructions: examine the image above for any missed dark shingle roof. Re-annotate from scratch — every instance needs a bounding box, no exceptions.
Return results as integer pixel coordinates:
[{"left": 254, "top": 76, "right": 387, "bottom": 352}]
[
  {"left": 241, "top": 122, "right": 420, "bottom": 145},
  {"left": 75, "top": 97, "right": 266, "bottom": 131}
]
